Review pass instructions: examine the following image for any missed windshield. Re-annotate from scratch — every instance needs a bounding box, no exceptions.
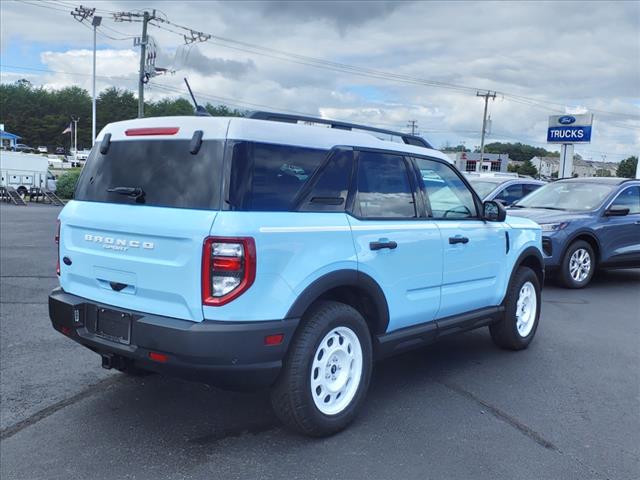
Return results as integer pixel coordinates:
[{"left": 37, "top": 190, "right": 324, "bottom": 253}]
[
  {"left": 466, "top": 179, "right": 503, "bottom": 198},
  {"left": 75, "top": 140, "right": 223, "bottom": 210},
  {"left": 514, "top": 182, "right": 615, "bottom": 211}
]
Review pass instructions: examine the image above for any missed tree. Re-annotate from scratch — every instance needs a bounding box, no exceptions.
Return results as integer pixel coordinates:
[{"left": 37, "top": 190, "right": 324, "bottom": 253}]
[
  {"left": 508, "top": 159, "right": 538, "bottom": 177},
  {"left": 482, "top": 142, "right": 558, "bottom": 163},
  {"left": 55, "top": 170, "right": 81, "bottom": 199},
  {"left": 616, "top": 156, "right": 638, "bottom": 178},
  {"left": 441, "top": 143, "right": 470, "bottom": 152},
  {"left": 594, "top": 168, "right": 612, "bottom": 177},
  {"left": 0, "top": 81, "right": 243, "bottom": 150},
  {"left": 146, "top": 97, "right": 193, "bottom": 117},
  {"left": 204, "top": 103, "right": 244, "bottom": 117}
]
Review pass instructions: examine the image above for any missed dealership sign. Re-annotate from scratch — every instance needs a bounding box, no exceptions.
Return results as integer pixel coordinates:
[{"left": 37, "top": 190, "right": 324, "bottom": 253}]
[{"left": 547, "top": 113, "right": 593, "bottom": 143}]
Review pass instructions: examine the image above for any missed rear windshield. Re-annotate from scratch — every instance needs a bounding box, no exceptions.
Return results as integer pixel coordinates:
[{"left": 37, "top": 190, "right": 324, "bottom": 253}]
[{"left": 75, "top": 140, "right": 223, "bottom": 210}]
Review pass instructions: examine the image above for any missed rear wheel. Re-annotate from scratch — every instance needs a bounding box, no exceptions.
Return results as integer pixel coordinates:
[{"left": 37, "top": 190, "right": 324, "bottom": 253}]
[
  {"left": 490, "top": 266, "right": 541, "bottom": 350},
  {"left": 270, "top": 301, "right": 372, "bottom": 437},
  {"left": 560, "top": 240, "right": 595, "bottom": 288}
]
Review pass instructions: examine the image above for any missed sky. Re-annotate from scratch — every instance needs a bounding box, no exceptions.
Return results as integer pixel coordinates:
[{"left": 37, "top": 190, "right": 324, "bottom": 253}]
[{"left": 1, "top": 0, "right": 639, "bottom": 162}]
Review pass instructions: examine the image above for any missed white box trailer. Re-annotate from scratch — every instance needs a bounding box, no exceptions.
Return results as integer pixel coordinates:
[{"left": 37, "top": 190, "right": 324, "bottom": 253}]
[{"left": 0, "top": 151, "right": 57, "bottom": 194}]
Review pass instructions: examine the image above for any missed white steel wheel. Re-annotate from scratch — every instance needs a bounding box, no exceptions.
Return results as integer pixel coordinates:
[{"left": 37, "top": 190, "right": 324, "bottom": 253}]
[
  {"left": 310, "top": 326, "right": 363, "bottom": 416},
  {"left": 569, "top": 248, "right": 592, "bottom": 282},
  {"left": 516, "top": 281, "right": 537, "bottom": 337}
]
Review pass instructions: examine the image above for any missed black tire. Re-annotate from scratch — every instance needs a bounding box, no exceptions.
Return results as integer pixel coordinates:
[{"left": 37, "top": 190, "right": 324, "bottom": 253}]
[
  {"left": 270, "top": 301, "right": 373, "bottom": 437},
  {"left": 17, "top": 187, "right": 28, "bottom": 197},
  {"left": 559, "top": 240, "right": 595, "bottom": 288},
  {"left": 490, "top": 266, "right": 541, "bottom": 350}
]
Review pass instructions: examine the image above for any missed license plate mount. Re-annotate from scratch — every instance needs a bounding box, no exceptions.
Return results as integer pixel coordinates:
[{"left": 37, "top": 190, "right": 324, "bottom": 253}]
[{"left": 96, "top": 308, "right": 131, "bottom": 345}]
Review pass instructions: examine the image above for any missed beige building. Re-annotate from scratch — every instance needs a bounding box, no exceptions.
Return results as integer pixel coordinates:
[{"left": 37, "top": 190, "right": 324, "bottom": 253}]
[
  {"left": 530, "top": 156, "right": 560, "bottom": 178},
  {"left": 530, "top": 156, "right": 619, "bottom": 178},
  {"left": 573, "top": 159, "right": 619, "bottom": 177}
]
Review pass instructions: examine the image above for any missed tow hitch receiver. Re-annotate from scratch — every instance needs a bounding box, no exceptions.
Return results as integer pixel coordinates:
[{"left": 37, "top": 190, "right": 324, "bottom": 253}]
[{"left": 101, "top": 353, "right": 126, "bottom": 370}]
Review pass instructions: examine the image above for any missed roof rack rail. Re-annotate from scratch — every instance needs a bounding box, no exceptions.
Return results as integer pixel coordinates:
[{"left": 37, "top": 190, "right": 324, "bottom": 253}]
[{"left": 248, "top": 111, "right": 433, "bottom": 149}]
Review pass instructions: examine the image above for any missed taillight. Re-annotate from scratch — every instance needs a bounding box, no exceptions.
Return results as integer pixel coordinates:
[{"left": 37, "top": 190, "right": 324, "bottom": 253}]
[
  {"left": 202, "top": 237, "right": 256, "bottom": 306},
  {"left": 55, "top": 220, "right": 60, "bottom": 276}
]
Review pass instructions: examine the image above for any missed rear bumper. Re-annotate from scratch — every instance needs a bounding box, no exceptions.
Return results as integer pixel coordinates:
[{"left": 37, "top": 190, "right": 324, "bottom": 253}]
[{"left": 48, "top": 288, "right": 299, "bottom": 390}]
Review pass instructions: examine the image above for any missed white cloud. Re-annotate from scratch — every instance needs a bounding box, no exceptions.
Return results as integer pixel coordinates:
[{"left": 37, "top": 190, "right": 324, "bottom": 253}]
[{"left": 0, "top": 0, "right": 638, "bottom": 160}]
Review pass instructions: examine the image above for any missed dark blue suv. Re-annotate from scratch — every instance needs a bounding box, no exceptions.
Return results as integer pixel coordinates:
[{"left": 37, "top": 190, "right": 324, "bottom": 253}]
[{"left": 510, "top": 177, "right": 640, "bottom": 288}]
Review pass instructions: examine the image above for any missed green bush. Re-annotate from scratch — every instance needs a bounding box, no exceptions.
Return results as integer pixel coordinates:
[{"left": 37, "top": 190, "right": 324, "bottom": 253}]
[{"left": 56, "top": 170, "right": 81, "bottom": 199}]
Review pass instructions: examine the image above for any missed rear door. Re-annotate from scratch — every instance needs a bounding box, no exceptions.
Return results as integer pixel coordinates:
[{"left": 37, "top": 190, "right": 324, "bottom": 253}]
[
  {"left": 59, "top": 127, "right": 226, "bottom": 322},
  {"left": 413, "top": 157, "right": 507, "bottom": 318},
  {"left": 348, "top": 150, "right": 443, "bottom": 332}
]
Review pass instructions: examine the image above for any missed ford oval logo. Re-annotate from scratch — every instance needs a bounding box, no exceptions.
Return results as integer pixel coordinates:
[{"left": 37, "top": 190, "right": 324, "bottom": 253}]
[{"left": 558, "top": 115, "right": 576, "bottom": 125}]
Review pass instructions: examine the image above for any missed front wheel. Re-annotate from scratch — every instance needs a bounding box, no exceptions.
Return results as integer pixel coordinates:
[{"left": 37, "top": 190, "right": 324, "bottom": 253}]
[
  {"left": 270, "top": 301, "right": 372, "bottom": 437},
  {"left": 490, "top": 266, "right": 541, "bottom": 350},
  {"left": 560, "top": 240, "right": 595, "bottom": 288}
]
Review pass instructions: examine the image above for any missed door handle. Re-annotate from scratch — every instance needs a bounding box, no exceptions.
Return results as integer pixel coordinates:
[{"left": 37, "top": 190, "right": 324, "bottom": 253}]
[
  {"left": 369, "top": 240, "right": 398, "bottom": 251},
  {"left": 449, "top": 236, "right": 469, "bottom": 245}
]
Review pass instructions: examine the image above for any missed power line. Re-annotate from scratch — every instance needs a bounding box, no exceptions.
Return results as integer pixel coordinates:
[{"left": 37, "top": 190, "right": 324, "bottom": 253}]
[{"left": 13, "top": 0, "right": 640, "bottom": 122}]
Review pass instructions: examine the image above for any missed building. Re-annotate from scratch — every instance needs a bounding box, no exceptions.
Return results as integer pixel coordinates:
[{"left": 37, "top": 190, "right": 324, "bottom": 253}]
[
  {"left": 530, "top": 156, "right": 619, "bottom": 178},
  {"left": 573, "top": 159, "right": 619, "bottom": 177},
  {"left": 0, "top": 130, "right": 21, "bottom": 150},
  {"left": 450, "top": 152, "right": 510, "bottom": 173},
  {"left": 531, "top": 156, "right": 560, "bottom": 178}
]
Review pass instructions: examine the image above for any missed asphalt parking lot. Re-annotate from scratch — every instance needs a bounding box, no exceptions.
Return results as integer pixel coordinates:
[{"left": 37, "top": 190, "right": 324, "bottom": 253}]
[{"left": 1, "top": 203, "right": 639, "bottom": 480}]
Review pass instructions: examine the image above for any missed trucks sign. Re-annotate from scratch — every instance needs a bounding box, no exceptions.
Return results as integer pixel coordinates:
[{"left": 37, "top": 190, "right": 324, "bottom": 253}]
[{"left": 547, "top": 114, "right": 593, "bottom": 143}]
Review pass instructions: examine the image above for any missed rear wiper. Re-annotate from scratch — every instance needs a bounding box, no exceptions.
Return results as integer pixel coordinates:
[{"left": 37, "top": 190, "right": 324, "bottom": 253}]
[{"left": 107, "top": 186, "right": 145, "bottom": 203}]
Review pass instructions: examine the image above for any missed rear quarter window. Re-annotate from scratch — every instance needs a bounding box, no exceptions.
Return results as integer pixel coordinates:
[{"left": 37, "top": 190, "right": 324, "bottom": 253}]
[{"left": 227, "top": 141, "right": 328, "bottom": 211}]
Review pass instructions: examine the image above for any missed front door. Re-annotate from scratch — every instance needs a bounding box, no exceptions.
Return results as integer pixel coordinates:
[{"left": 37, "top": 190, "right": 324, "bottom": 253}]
[
  {"left": 413, "top": 157, "right": 507, "bottom": 318},
  {"left": 599, "top": 185, "right": 640, "bottom": 266},
  {"left": 348, "top": 150, "right": 443, "bottom": 332}
]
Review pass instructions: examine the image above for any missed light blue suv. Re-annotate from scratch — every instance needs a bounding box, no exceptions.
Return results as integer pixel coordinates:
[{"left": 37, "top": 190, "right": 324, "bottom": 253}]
[{"left": 49, "top": 112, "right": 544, "bottom": 436}]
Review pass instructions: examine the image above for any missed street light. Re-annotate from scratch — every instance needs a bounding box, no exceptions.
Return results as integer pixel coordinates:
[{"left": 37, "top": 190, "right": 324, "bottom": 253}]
[{"left": 91, "top": 15, "right": 102, "bottom": 146}]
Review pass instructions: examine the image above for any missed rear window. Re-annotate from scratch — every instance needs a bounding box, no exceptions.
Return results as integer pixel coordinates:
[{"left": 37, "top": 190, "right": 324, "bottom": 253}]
[
  {"left": 228, "top": 141, "right": 328, "bottom": 211},
  {"left": 74, "top": 140, "right": 223, "bottom": 210}
]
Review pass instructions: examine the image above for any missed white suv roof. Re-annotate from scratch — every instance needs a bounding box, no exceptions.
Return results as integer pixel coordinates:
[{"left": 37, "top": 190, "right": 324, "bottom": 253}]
[{"left": 97, "top": 115, "right": 451, "bottom": 164}]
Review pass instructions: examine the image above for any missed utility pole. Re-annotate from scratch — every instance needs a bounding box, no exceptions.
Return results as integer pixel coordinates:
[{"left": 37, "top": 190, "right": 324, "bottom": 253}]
[
  {"left": 114, "top": 10, "right": 156, "bottom": 118},
  {"left": 476, "top": 91, "right": 496, "bottom": 172},
  {"left": 92, "top": 16, "right": 102, "bottom": 145},
  {"left": 70, "top": 6, "right": 97, "bottom": 143},
  {"left": 138, "top": 11, "right": 151, "bottom": 118},
  {"left": 407, "top": 120, "right": 418, "bottom": 136}
]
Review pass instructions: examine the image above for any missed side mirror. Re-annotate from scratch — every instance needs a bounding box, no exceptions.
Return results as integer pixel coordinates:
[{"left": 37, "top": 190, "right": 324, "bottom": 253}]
[
  {"left": 605, "top": 207, "right": 630, "bottom": 217},
  {"left": 483, "top": 200, "right": 507, "bottom": 222}
]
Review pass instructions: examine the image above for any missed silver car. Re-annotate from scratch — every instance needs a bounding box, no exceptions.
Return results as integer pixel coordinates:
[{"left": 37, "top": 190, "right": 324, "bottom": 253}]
[{"left": 465, "top": 173, "right": 545, "bottom": 206}]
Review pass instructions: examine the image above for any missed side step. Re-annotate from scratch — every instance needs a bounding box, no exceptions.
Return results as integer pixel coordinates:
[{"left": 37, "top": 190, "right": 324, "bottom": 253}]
[
  {"left": 43, "top": 190, "right": 65, "bottom": 206},
  {"left": 2, "top": 187, "right": 27, "bottom": 206}
]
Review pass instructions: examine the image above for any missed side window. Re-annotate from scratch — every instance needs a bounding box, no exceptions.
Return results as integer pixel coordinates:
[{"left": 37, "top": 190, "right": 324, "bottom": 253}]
[
  {"left": 354, "top": 151, "right": 416, "bottom": 219},
  {"left": 523, "top": 183, "right": 541, "bottom": 196},
  {"left": 495, "top": 184, "right": 524, "bottom": 205},
  {"left": 229, "top": 142, "right": 327, "bottom": 211},
  {"left": 610, "top": 186, "right": 640, "bottom": 214},
  {"left": 414, "top": 157, "right": 477, "bottom": 219},
  {"left": 299, "top": 150, "right": 353, "bottom": 212}
]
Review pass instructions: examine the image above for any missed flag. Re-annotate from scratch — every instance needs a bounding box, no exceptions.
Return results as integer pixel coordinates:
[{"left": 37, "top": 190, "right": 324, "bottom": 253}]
[{"left": 62, "top": 123, "right": 72, "bottom": 134}]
